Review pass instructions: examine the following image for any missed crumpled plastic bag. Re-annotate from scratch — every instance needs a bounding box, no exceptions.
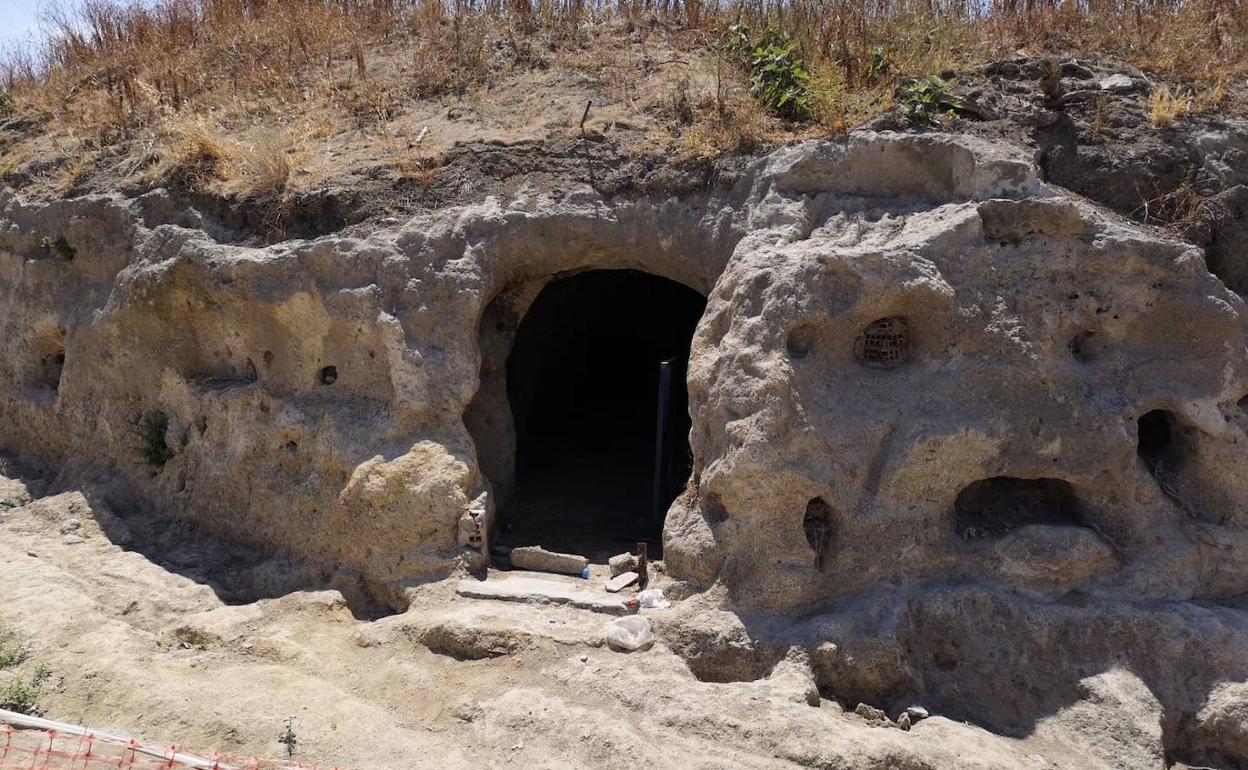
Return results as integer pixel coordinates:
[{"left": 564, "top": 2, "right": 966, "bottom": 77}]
[
  {"left": 605, "top": 615, "right": 654, "bottom": 652},
  {"left": 637, "top": 588, "right": 670, "bottom": 609}
]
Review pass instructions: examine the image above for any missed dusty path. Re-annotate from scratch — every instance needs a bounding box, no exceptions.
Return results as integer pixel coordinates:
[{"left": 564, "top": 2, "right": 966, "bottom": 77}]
[{"left": 0, "top": 467, "right": 1203, "bottom": 770}]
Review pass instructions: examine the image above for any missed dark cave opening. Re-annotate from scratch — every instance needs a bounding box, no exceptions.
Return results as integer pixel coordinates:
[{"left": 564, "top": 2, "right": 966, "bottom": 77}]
[
  {"left": 499, "top": 269, "right": 706, "bottom": 562},
  {"left": 953, "top": 477, "right": 1083, "bottom": 537},
  {"left": 1137, "top": 409, "right": 1182, "bottom": 474},
  {"left": 803, "top": 498, "right": 837, "bottom": 571}
]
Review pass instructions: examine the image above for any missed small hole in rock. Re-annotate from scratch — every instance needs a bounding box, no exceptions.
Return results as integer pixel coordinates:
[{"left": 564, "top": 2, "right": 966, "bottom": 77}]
[
  {"left": 319, "top": 365, "right": 338, "bottom": 385},
  {"left": 283, "top": 441, "right": 298, "bottom": 453},
  {"left": 953, "top": 477, "right": 1082, "bottom": 537},
  {"left": 262, "top": 350, "right": 273, "bottom": 368},
  {"left": 1068, "top": 330, "right": 1097, "bottom": 363},
  {"left": 32, "top": 326, "right": 67, "bottom": 390},
  {"left": 803, "top": 498, "right": 837, "bottom": 571},
  {"left": 854, "top": 317, "right": 908, "bottom": 369},
  {"left": 1238, "top": 393, "right": 1248, "bottom": 414},
  {"left": 786, "top": 324, "right": 817, "bottom": 361}
]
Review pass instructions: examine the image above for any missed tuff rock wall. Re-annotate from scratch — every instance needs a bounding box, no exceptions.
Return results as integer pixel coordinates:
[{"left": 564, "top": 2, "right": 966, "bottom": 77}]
[{"left": 2, "top": 131, "right": 1247, "bottom": 613}]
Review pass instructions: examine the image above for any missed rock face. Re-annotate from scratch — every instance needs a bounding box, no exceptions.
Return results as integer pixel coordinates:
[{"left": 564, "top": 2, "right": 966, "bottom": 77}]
[
  {"left": 4, "top": 128, "right": 1248, "bottom": 769},
  {"left": 3, "top": 130, "right": 1247, "bottom": 609}
]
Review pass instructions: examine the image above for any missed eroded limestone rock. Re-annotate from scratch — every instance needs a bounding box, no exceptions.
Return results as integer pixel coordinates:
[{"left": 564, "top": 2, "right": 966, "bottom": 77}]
[{"left": 3, "top": 129, "right": 1246, "bottom": 602}]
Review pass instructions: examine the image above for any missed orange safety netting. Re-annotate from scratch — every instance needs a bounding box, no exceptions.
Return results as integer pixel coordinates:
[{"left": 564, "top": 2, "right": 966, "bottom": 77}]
[{"left": 0, "top": 722, "right": 341, "bottom": 770}]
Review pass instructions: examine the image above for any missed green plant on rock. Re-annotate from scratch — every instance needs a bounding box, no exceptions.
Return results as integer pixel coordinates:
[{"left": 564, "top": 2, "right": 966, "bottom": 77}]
[
  {"left": 0, "top": 626, "right": 49, "bottom": 716},
  {"left": 0, "top": 663, "right": 50, "bottom": 715},
  {"left": 897, "top": 75, "right": 964, "bottom": 126},
  {"left": 138, "top": 410, "right": 175, "bottom": 467},
  {"left": 278, "top": 715, "right": 298, "bottom": 757},
  {"left": 725, "top": 24, "right": 813, "bottom": 122},
  {"left": 867, "top": 46, "right": 891, "bottom": 84},
  {"left": 40, "top": 235, "right": 75, "bottom": 262}
]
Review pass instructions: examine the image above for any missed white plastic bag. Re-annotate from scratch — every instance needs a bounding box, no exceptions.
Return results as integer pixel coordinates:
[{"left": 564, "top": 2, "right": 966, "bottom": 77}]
[
  {"left": 637, "top": 588, "right": 670, "bottom": 609},
  {"left": 605, "top": 615, "right": 654, "bottom": 652}
]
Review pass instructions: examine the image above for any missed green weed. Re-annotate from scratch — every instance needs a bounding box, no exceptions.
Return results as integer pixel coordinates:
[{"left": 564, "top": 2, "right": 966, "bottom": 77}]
[
  {"left": 725, "top": 24, "right": 813, "bottom": 122},
  {"left": 138, "top": 410, "right": 175, "bottom": 467},
  {"left": 897, "top": 75, "right": 964, "bottom": 126},
  {"left": 40, "top": 235, "right": 75, "bottom": 262}
]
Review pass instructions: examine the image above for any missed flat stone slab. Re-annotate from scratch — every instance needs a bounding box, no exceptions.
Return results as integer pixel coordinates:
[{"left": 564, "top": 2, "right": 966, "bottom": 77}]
[
  {"left": 457, "top": 577, "right": 628, "bottom": 615},
  {"left": 605, "top": 571, "right": 638, "bottom": 593}
]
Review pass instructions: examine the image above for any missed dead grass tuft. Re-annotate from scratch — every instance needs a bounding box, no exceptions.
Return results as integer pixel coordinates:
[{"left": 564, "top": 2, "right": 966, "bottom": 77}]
[
  {"left": 1148, "top": 85, "right": 1192, "bottom": 127},
  {"left": 156, "top": 117, "right": 238, "bottom": 190},
  {"left": 239, "top": 135, "right": 299, "bottom": 198}
]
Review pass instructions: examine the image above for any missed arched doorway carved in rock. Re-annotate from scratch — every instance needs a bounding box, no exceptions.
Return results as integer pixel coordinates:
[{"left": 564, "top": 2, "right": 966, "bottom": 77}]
[{"left": 467, "top": 268, "right": 706, "bottom": 562}]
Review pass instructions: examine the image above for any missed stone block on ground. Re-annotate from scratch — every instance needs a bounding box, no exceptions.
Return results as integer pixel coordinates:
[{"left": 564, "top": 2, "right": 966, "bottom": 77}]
[
  {"left": 509, "top": 546, "right": 588, "bottom": 576},
  {"left": 608, "top": 552, "right": 639, "bottom": 576}
]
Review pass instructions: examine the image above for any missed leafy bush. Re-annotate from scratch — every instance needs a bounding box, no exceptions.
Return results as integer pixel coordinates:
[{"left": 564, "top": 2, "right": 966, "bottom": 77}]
[
  {"left": 139, "top": 410, "right": 175, "bottom": 466},
  {"left": 866, "top": 46, "right": 891, "bottom": 84},
  {"left": 725, "top": 24, "right": 813, "bottom": 122},
  {"left": 897, "top": 76, "right": 964, "bottom": 126}
]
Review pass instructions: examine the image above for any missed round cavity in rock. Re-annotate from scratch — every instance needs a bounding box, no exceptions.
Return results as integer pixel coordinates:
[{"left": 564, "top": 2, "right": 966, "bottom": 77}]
[
  {"left": 953, "top": 477, "right": 1082, "bottom": 537},
  {"left": 1137, "top": 409, "right": 1183, "bottom": 474},
  {"left": 319, "top": 365, "right": 338, "bottom": 385},
  {"left": 1068, "top": 330, "right": 1098, "bottom": 363},
  {"left": 786, "top": 324, "right": 818, "bottom": 361},
  {"left": 803, "top": 498, "right": 837, "bottom": 571},
  {"left": 31, "top": 325, "right": 67, "bottom": 390},
  {"left": 854, "top": 317, "right": 908, "bottom": 369}
]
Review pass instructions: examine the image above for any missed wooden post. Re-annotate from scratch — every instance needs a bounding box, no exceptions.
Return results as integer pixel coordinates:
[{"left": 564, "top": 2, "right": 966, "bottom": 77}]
[
  {"left": 637, "top": 542, "right": 649, "bottom": 589},
  {"left": 580, "top": 100, "right": 592, "bottom": 135}
]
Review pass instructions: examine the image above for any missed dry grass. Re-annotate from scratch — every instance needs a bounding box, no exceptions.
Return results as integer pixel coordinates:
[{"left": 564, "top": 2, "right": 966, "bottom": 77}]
[
  {"left": 154, "top": 116, "right": 239, "bottom": 189},
  {"left": 4, "top": 0, "right": 1243, "bottom": 125},
  {"left": 0, "top": 0, "right": 1243, "bottom": 201},
  {"left": 239, "top": 134, "right": 298, "bottom": 197},
  {"left": 1148, "top": 85, "right": 1192, "bottom": 127}
]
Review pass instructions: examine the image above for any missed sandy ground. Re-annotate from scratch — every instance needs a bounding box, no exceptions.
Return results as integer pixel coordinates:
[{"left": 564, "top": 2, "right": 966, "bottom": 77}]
[{"left": 0, "top": 466, "right": 1155, "bottom": 770}]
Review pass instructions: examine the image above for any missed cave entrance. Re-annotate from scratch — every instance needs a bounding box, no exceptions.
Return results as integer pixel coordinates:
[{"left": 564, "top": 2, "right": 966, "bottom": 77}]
[{"left": 499, "top": 269, "right": 706, "bottom": 562}]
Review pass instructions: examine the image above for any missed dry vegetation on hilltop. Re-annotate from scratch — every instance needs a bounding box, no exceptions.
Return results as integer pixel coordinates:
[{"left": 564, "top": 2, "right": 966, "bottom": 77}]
[{"left": 0, "top": 0, "right": 1244, "bottom": 211}]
